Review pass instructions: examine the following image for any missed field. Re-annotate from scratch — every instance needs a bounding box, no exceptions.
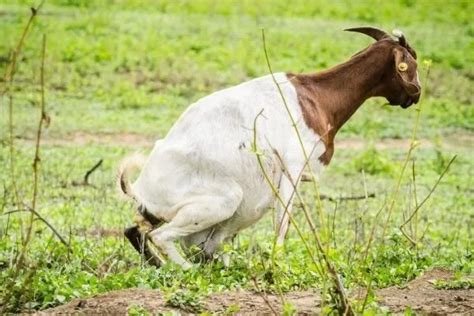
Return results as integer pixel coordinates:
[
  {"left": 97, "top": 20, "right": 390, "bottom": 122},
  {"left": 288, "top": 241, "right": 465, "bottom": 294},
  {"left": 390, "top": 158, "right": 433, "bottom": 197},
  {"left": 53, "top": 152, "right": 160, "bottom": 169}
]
[{"left": 1, "top": 0, "right": 473, "bottom": 314}]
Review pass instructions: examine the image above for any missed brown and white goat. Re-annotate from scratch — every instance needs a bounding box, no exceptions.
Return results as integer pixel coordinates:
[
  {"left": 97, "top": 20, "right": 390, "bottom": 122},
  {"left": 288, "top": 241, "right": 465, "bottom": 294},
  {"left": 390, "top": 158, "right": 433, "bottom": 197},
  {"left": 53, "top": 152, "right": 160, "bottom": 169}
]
[{"left": 119, "top": 27, "right": 421, "bottom": 268}]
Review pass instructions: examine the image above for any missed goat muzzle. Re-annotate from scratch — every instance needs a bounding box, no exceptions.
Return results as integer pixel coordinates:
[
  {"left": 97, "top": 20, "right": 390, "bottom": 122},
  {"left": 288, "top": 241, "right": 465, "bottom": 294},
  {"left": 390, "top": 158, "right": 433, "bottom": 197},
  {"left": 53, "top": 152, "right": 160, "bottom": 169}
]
[
  {"left": 401, "top": 92, "right": 420, "bottom": 109},
  {"left": 401, "top": 98, "right": 414, "bottom": 109}
]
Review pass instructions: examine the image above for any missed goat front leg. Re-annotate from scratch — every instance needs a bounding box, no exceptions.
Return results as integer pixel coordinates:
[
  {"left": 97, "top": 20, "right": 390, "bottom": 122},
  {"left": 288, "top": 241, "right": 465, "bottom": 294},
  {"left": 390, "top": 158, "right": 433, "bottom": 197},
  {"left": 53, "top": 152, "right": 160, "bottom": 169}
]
[
  {"left": 219, "top": 234, "right": 237, "bottom": 267},
  {"left": 275, "top": 165, "right": 302, "bottom": 245}
]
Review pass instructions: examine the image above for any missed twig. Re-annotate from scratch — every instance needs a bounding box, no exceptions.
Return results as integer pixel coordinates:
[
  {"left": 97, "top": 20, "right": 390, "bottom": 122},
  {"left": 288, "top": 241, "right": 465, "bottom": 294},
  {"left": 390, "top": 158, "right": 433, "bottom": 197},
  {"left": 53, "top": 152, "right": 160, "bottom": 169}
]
[
  {"left": 1, "top": 185, "right": 11, "bottom": 238},
  {"left": 2, "top": 2, "right": 45, "bottom": 92},
  {"left": 262, "top": 28, "right": 328, "bottom": 232},
  {"left": 25, "top": 34, "right": 47, "bottom": 241},
  {"left": 400, "top": 155, "right": 456, "bottom": 245},
  {"left": 360, "top": 279, "right": 373, "bottom": 313},
  {"left": 0, "top": 3, "right": 47, "bottom": 310},
  {"left": 72, "top": 159, "right": 104, "bottom": 186},
  {"left": 2, "top": 209, "right": 29, "bottom": 216},
  {"left": 272, "top": 153, "right": 352, "bottom": 315},
  {"left": 380, "top": 62, "right": 432, "bottom": 241},
  {"left": 23, "top": 204, "right": 71, "bottom": 249},
  {"left": 362, "top": 201, "right": 387, "bottom": 262},
  {"left": 332, "top": 202, "right": 338, "bottom": 249},
  {"left": 0, "top": 184, "right": 7, "bottom": 214},
  {"left": 4, "top": 1, "right": 46, "bottom": 214},
  {"left": 1, "top": 199, "right": 71, "bottom": 247},
  {"left": 318, "top": 193, "right": 376, "bottom": 202},
  {"left": 84, "top": 159, "right": 103, "bottom": 185},
  {"left": 20, "top": 33, "right": 48, "bottom": 258},
  {"left": 251, "top": 276, "right": 278, "bottom": 315},
  {"left": 261, "top": 29, "right": 352, "bottom": 315},
  {"left": 360, "top": 61, "right": 433, "bottom": 314},
  {"left": 411, "top": 159, "right": 419, "bottom": 240},
  {"left": 251, "top": 110, "right": 322, "bottom": 276}
]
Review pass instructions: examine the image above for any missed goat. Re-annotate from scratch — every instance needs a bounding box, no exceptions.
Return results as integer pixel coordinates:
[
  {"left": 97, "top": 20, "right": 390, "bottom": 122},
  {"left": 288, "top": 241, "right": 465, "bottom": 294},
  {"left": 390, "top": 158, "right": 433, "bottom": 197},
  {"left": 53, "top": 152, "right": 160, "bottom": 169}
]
[{"left": 119, "top": 27, "right": 421, "bottom": 269}]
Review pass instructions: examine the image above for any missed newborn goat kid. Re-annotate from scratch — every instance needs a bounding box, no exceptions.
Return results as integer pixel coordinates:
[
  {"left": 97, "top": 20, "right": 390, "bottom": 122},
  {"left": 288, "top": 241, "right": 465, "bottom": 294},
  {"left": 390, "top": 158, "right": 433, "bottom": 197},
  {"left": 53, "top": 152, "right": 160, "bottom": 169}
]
[{"left": 119, "top": 27, "right": 421, "bottom": 269}]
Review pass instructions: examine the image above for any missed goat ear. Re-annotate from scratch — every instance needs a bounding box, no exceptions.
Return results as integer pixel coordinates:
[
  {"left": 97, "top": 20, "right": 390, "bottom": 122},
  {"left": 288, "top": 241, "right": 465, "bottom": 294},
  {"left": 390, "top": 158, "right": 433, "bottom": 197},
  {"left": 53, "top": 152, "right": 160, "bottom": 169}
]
[
  {"left": 404, "top": 42, "right": 417, "bottom": 59},
  {"left": 344, "top": 27, "right": 390, "bottom": 41}
]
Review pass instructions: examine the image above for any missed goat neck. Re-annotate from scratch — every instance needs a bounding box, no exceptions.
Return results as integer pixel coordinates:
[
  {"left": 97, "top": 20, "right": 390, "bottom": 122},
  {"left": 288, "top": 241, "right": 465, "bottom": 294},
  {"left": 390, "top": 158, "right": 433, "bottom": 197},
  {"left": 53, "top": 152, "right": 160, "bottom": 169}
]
[{"left": 287, "top": 43, "right": 390, "bottom": 165}]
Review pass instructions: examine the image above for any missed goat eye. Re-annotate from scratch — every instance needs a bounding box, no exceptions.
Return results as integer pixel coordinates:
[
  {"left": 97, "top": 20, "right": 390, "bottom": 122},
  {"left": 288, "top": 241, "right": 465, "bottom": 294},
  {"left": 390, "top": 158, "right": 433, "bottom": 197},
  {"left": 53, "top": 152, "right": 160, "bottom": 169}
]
[{"left": 398, "top": 62, "right": 408, "bottom": 72}]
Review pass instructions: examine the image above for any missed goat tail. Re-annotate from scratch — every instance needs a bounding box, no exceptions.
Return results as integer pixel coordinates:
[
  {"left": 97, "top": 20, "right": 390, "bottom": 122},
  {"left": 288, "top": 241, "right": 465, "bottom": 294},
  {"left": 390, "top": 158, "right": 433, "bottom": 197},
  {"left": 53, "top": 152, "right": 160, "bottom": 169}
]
[{"left": 117, "top": 153, "right": 147, "bottom": 201}]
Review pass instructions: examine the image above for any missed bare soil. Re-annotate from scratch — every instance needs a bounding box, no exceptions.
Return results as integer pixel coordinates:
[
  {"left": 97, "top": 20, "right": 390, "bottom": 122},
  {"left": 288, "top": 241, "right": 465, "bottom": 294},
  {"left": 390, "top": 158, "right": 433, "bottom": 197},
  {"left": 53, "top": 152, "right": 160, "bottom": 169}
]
[
  {"left": 376, "top": 269, "right": 474, "bottom": 315},
  {"left": 40, "top": 269, "right": 473, "bottom": 315},
  {"left": 19, "top": 131, "right": 474, "bottom": 149},
  {"left": 21, "top": 132, "right": 156, "bottom": 147}
]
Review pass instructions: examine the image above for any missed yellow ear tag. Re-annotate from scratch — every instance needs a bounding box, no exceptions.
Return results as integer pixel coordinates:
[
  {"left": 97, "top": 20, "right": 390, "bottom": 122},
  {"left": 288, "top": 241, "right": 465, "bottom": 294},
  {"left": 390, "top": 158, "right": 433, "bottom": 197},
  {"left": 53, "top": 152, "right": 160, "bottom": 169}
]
[{"left": 398, "top": 62, "right": 408, "bottom": 72}]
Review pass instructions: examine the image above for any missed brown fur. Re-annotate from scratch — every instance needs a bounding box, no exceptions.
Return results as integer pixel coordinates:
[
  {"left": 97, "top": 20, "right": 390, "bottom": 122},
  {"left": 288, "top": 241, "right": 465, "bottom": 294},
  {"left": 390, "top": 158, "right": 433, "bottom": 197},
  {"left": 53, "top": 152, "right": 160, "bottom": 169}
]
[{"left": 288, "top": 32, "right": 420, "bottom": 165}]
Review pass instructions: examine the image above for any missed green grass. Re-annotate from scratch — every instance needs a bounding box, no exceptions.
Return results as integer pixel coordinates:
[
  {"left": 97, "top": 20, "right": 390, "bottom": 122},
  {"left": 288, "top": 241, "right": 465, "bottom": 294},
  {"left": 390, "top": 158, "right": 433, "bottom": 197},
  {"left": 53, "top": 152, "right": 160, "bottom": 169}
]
[
  {"left": 1, "top": 143, "right": 472, "bottom": 311},
  {"left": 435, "top": 278, "right": 474, "bottom": 290},
  {"left": 1, "top": 0, "right": 473, "bottom": 313},
  {"left": 1, "top": 0, "right": 473, "bottom": 139}
]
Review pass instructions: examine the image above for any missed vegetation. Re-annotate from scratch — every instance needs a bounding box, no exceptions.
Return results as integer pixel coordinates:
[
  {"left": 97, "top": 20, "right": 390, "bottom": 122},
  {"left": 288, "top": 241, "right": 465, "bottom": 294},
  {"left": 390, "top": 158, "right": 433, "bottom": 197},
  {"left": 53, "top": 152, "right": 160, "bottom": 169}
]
[
  {"left": 1, "top": 0, "right": 472, "bottom": 313},
  {"left": 435, "top": 278, "right": 474, "bottom": 290}
]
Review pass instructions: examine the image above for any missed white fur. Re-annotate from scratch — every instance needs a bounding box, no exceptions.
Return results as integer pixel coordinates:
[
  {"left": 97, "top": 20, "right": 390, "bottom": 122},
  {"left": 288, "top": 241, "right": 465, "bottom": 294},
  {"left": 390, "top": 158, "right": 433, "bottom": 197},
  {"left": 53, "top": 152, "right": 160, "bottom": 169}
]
[
  {"left": 117, "top": 153, "right": 147, "bottom": 201},
  {"left": 125, "top": 73, "right": 326, "bottom": 267}
]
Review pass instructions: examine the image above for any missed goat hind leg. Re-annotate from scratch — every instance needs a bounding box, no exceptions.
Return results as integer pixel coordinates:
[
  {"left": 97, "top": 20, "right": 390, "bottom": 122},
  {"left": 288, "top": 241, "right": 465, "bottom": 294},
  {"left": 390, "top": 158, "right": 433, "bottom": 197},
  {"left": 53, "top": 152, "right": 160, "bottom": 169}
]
[
  {"left": 125, "top": 211, "right": 164, "bottom": 267},
  {"left": 124, "top": 225, "right": 162, "bottom": 267},
  {"left": 124, "top": 225, "right": 156, "bottom": 267},
  {"left": 149, "top": 191, "right": 242, "bottom": 269}
]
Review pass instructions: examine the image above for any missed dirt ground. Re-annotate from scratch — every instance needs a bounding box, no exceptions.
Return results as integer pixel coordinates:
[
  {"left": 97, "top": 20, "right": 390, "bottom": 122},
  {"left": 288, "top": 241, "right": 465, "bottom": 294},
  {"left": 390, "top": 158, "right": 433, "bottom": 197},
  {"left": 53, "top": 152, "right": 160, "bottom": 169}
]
[
  {"left": 20, "top": 131, "right": 473, "bottom": 149},
  {"left": 376, "top": 269, "right": 474, "bottom": 315},
  {"left": 41, "top": 269, "right": 473, "bottom": 315}
]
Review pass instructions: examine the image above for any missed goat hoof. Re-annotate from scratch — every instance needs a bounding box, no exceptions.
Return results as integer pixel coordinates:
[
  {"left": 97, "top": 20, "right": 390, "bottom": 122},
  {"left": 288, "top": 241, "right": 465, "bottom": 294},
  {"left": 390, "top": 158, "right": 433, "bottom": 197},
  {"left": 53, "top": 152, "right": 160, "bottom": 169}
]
[
  {"left": 221, "top": 253, "right": 231, "bottom": 268},
  {"left": 124, "top": 225, "right": 161, "bottom": 268},
  {"left": 181, "top": 261, "right": 193, "bottom": 270},
  {"left": 276, "top": 236, "right": 286, "bottom": 247},
  {"left": 124, "top": 225, "right": 143, "bottom": 253}
]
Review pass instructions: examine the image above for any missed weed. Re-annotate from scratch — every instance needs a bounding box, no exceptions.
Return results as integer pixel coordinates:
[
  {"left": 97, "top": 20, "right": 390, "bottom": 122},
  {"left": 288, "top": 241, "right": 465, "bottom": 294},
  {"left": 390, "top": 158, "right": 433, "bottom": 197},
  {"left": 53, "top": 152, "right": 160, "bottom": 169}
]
[
  {"left": 127, "top": 304, "right": 151, "bottom": 316},
  {"left": 225, "top": 303, "right": 241, "bottom": 313},
  {"left": 164, "top": 289, "right": 204, "bottom": 313},
  {"left": 435, "top": 278, "right": 474, "bottom": 290},
  {"left": 352, "top": 147, "right": 394, "bottom": 175}
]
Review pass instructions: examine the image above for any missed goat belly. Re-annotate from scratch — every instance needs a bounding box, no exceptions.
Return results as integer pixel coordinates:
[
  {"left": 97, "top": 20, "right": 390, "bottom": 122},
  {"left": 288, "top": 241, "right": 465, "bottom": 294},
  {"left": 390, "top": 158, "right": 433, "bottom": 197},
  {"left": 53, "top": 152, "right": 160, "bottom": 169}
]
[{"left": 131, "top": 73, "right": 324, "bottom": 225}]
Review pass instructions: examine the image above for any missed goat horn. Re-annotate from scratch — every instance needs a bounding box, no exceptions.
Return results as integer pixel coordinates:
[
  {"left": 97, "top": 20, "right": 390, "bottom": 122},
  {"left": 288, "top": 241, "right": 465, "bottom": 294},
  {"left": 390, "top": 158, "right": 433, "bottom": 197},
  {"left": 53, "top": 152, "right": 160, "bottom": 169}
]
[
  {"left": 392, "top": 29, "right": 407, "bottom": 47},
  {"left": 344, "top": 27, "right": 390, "bottom": 41}
]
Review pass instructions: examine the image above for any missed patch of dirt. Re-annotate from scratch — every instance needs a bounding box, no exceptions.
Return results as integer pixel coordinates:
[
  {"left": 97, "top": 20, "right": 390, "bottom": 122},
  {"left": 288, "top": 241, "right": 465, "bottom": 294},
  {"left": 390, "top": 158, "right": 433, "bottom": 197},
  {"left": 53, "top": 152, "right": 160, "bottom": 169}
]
[
  {"left": 18, "top": 131, "right": 474, "bottom": 149},
  {"left": 40, "top": 269, "right": 473, "bottom": 315},
  {"left": 38, "top": 289, "right": 320, "bottom": 315},
  {"left": 77, "top": 227, "right": 123, "bottom": 238},
  {"left": 377, "top": 268, "right": 474, "bottom": 315},
  {"left": 206, "top": 290, "right": 320, "bottom": 314},
  {"left": 337, "top": 138, "right": 435, "bottom": 150},
  {"left": 21, "top": 132, "right": 156, "bottom": 147}
]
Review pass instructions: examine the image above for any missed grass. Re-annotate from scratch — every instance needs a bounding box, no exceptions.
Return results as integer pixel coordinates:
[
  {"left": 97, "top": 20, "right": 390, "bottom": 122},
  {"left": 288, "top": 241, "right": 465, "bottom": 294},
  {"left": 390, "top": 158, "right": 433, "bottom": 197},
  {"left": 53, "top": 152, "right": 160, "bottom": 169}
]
[
  {"left": 0, "top": 0, "right": 473, "bottom": 313},
  {"left": 1, "top": 143, "right": 471, "bottom": 312},
  {"left": 435, "top": 278, "right": 474, "bottom": 290},
  {"left": 1, "top": 1, "right": 473, "bottom": 139}
]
